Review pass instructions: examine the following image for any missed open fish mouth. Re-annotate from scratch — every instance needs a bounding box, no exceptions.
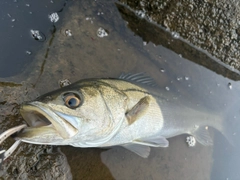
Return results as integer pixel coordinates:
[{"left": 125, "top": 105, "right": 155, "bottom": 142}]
[{"left": 17, "top": 101, "right": 78, "bottom": 144}]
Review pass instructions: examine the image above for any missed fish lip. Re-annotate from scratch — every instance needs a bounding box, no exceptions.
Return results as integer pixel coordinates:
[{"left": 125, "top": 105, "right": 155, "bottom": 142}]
[
  {"left": 20, "top": 103, "right": 51, "bottom": 127},
  {"left": 20, "top": 101, "right": 78, "bottom": 139}
]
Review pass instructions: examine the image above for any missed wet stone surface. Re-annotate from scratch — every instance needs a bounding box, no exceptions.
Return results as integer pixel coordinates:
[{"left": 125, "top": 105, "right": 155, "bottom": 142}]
[
  {"left": 0, "top": 82, "right": 73, "bottom": 179},
  {"left": 119, "top": 0, "right": 240, "bottom": 72},
  {"left": 0, "top": 145, "right": 72, "bottom": 180}
]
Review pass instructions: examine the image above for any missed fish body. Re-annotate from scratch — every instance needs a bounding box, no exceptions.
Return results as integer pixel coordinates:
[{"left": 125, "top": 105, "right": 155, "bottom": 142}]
[{"left": 17, "top": 74, "right": 228, "bottom": 157}]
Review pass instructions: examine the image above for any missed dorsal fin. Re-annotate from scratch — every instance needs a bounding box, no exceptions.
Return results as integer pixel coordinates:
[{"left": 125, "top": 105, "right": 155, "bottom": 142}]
[{"left": 119, "top": 73, "right": 156, "bottom": 86}]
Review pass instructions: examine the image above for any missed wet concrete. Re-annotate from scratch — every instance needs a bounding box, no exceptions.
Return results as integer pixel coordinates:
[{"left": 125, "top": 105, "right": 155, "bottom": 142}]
[
  {"left": 0, "top": 0, "right": 240, "bottom": 179},
  {"left": 116, "top": 2, "right": 240, "bottom": 81},
  {"left": 119, "top": 0, "right": 240, "bottom": 73}
]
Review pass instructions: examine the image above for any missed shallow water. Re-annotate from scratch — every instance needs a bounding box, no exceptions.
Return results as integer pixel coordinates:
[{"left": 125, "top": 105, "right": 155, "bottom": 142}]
[
  {"left": 0, "top": 0, "right": 240, "bottom": 179},
  {"left": 0, "top": 0, "right": 69, "bottom": 78}
]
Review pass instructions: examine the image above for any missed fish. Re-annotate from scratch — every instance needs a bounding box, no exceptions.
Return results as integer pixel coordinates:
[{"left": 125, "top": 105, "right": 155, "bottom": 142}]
[{"left": 16, "top": 73, "right": 232, "bottom": 158}]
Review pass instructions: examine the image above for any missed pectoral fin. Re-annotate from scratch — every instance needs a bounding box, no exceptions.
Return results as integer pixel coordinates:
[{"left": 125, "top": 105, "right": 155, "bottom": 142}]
[
  {"left": 126, "top": 96, "right": 150, "bottom": 125},
  {"left": 121, "top": 144, "right": 150, "bottom": 158},
  {"left": 192, "top": 126, "right": 213, "bottom": 146},
  {"left": 121, "top": 136, "right": 169, "bottom": 158}
]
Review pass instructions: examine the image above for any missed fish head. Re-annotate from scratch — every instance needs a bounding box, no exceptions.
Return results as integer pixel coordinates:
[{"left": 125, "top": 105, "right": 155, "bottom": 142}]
[{"left": 17, "top": 79, "right": 128, "bottom": 147}]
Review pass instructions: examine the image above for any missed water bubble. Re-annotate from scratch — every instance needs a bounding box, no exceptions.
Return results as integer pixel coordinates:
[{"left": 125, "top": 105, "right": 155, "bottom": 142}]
[
  {"left": 165, "top": 87, "right": 170, "bottom": 91},
  {"left": 143, "top": 41, "right": 147, "bottom": 46},
  {"left": 11, "top": 19, "right": 16, "bottom": 22},
  {"left": 228, "top": 82, "right": 232, "bottom": 89},
  {"left": 160, "top": 68, "right": 165, "bottom": 72},
  {"left": 58, "top": 79, "right": 71, "bottom": 88},
  {"left": 30, "top": 30, "right": 46, "bottom": 42},
  {"left": 65, "top": 29, "right": 72, "bottom": 37},
  {"left": 186, "top": 136, "right": 196, "bottom": 147},
  {"left": 48, "top": 12, "right": 59, "bottom": 23},
  {"left": 177, "top": 77, "right": 182, "bottom": 81},
  {"left": 179, "top": 54, "right": 182, "bottom": 58},
  {"left": 25, "top": 4, "right": 30, "bottom": 7},
  {"left": 97, "top": 12, "right": 104, "bottom": 15},
  {"left": 25, "top": 50, "right": 32, "bottom": 55},
  {"left": 97, "top": 27, "right": 108, "bottom": 38},
  {"left": 171, "top": 31, "right": 180, "bottom": 38},
  {"left": 188, "top": 84, "right": 191, "bottom": 87},
  {"left": 185, "top": 76, "right": 190, "bottom": 80}
]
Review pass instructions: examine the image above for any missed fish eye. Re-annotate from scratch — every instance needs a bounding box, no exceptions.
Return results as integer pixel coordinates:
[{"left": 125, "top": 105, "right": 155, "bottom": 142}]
[{"left": 63, "top": 93, "right": 81, "bottom": 109}]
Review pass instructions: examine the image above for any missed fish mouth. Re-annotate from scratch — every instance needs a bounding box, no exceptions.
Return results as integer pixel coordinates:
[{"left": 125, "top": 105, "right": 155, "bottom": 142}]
[{"left": 17, "top": 101, "right": 78, "bottom": 145}]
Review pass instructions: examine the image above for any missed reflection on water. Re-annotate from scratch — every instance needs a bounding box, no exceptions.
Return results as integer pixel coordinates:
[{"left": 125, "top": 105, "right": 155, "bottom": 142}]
[{"left": 0, "top": 0, "right": 240, "bottom": 179}]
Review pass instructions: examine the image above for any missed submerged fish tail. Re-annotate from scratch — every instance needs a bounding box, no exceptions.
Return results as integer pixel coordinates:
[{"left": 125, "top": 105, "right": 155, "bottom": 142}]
[
  {"left": 219, "top": 113, "right": 235, "bottom": 146},
  {"left": 191, "top": 110, "right": 234, "bottom": 146}
]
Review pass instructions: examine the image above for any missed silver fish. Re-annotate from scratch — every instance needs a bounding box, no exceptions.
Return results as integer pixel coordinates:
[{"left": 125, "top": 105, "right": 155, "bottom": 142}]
[{"left": 17, "top": 73, "right": 231, "bottom": 158}]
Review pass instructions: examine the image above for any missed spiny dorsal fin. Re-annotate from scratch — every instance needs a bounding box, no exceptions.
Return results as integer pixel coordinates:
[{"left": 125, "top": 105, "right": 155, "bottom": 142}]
[
  {"left": 119, "top": 73, "right": 157, "bottom": 86},
  {"left": 126, "top": 96, "right": 150, "bottom": 125}
]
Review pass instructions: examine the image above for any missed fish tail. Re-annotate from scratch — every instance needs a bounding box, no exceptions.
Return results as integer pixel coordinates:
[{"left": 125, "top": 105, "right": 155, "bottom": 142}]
[
  {"left": 210, "top": 106, "right": 235, "bottom": 146},
  {"left": 191, "top": 113, "right": 234, "bottom": 146},
  {"left": 219, "top": 114, "right": 235, "bottom": 146}
]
